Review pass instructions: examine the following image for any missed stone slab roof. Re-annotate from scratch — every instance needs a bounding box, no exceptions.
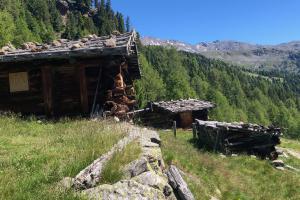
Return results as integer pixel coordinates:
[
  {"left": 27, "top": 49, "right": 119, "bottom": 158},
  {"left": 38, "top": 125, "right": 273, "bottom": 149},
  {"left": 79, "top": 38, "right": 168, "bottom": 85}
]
[
  {"left": 152, "top": 99, "right": 215, "bottom": 113},
  {"left": 0, "top": 31, "right": 138, "bottom": 62}
]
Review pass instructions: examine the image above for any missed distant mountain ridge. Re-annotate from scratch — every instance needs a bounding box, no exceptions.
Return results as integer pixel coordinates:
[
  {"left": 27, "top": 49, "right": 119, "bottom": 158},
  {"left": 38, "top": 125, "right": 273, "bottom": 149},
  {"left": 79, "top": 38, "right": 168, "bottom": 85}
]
[{"left": 142, "top": 37, "right": 300, "bottom": 73}]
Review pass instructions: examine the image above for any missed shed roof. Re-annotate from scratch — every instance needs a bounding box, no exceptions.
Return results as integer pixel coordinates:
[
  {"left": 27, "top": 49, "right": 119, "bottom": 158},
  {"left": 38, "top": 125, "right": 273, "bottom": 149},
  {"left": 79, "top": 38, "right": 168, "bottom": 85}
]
[
  {"left": 0, "top": 31, "right": 140, "bottom": 79},
  {"left": 196, "top": 119, "right": 281, "bottom": 135},
  {"left": 152, "top": 99, "right": 215, "bottom": 113}
]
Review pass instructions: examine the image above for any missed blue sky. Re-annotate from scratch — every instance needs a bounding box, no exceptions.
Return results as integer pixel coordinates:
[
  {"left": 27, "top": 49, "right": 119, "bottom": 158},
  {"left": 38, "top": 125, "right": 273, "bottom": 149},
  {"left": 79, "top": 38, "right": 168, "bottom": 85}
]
[{"left": 112, "top": 0, "right": 300, "bottom": 45}]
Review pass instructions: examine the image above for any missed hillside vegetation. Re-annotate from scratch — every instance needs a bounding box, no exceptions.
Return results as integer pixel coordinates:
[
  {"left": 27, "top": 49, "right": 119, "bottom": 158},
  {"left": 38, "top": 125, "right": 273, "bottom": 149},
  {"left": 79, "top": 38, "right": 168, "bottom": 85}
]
[
  {"left": 135, "top": 46, "right": 300, "bottom": 138},
  {"left": 160, "top": 130, "right": 300, "bottom": 200},
  {"left": 0, "top": 0, "right": 130, "bottom": 47}
]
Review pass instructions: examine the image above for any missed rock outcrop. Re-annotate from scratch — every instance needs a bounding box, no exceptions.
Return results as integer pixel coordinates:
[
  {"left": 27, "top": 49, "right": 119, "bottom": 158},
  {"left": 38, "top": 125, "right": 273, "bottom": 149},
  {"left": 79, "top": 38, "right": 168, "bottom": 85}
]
[{"left": 60, "top": 124, "right": 193, "bottom": 200}]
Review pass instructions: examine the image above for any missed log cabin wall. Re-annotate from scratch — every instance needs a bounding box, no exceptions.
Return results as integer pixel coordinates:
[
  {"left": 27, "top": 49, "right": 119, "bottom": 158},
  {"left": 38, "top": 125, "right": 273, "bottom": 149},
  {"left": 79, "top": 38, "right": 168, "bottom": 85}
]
[
  {"left": 0, "top": 64, "right": 44, "bottom": 114},
  {"left": 0, "top": 56, "right": 127, "bottom": 117}
]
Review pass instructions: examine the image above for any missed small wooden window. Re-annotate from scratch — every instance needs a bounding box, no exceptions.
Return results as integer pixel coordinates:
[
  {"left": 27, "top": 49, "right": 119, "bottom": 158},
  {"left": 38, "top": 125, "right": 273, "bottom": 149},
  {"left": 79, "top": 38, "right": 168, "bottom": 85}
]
[{"left": 9, "top": 72, "right": 29, "bottom": 92}]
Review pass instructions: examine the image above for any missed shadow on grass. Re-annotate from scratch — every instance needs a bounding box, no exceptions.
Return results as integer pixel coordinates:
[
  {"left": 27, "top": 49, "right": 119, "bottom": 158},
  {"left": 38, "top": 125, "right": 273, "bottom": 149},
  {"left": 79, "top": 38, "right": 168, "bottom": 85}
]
[{"left": 188, "top": 137, "right": 217, "bottom": 153}]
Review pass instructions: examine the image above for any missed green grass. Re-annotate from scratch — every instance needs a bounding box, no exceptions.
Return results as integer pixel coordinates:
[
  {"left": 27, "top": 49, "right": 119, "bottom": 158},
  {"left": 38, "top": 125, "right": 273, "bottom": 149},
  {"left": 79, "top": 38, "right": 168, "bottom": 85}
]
[
  {"left": 0, "top": 115, "right": 127, "bottom": 200},
  {"left": 160, "top": 129, "right": 300, "bottom": 200},
  {"left": 280, "top": 138, "right": 300, "bottom": 151},
  {"left": 99, "top": 141, "right": 142, "bottom": 185}
]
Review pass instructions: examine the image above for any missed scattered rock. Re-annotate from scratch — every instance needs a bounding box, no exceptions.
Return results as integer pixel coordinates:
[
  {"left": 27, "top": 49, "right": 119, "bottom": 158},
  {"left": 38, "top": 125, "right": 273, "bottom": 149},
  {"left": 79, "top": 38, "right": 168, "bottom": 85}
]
[
  {"left": 272, "top": 159, "right": 285, "bottom": 167},
  {"left": 41, "top": 44, "right": 49, "bottom": 50},
  {"left": 58, "top": 39, "right": 68, "bottom": 43},
  {"left": 52, "top": 40, "right": 62, "bottom": 47},
  {"left": 113, "top": 116, "right": 120, "bottom": 122},
  {"left": 87, "top": 35, "right": 94, "bottom": 40},
  {"left": 81, "top": 38, "right": 89, "bottom": 43},
  {"left": 231, "top": 154, "right": 238, "bottom": 157},
  {"left": 104, "top": 37, "right": 116, "bottom": 48},
  {"left": 220, "top": 154, "right": 226, "bottom": 158},
  {"left": 112, "top": 30, "right": 121, "bottom": 36},
  {"left": 215, "top": 188, "right": 222, "bottom": 196},
  {"left": 0, "top": 50, "right": 6, "bottom": 55},
  {"left": 59, "top": 177, "right": 74, "bottom": 189},
  {"left": 71, "top": 43, "right": 84, "bottom": 50},
  {"left": 210, "top": 196, "right": 220, "bottom": 200},
  {"left": 21, "top": 42, "right": 36, "bottom": 50}
]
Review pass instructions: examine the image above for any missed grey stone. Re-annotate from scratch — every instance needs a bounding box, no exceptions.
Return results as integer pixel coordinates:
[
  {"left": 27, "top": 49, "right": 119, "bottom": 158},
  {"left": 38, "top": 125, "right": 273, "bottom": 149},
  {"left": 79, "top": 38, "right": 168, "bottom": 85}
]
[
  {"left": 123, "top": 157, "right": 150, "bottom": 178},
  {"left": 132, "top": 171, "right": 174, "bottom": 198},
  {"left": 59, "top": 177, "right": 75, "bottom": 189},
  {"left": 82, "top": 180, "right": 166, "bottom": 200}
]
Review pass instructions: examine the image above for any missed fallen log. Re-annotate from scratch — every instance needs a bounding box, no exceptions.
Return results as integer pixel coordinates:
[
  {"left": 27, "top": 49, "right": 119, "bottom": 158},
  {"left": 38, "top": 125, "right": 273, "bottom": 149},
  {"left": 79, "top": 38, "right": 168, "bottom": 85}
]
[{"left": 166, "top": 165, "right": 195, "bottom": 200}]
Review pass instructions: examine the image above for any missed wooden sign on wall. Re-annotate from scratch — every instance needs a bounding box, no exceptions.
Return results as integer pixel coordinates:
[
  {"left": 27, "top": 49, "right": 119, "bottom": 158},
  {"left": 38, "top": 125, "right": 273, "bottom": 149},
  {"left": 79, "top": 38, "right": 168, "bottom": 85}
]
[{"left": 9, "top": 72, "right": 29, "bottom": 92}]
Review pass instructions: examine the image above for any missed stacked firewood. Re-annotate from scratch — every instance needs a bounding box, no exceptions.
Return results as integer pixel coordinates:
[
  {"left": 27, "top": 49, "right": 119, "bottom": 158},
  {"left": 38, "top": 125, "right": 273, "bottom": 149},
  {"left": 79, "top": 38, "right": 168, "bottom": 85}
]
[
  {"left": 104, "top": 62, "right": 136, "bottom": 120},
  {"left": 195, "top": 120, "right": 281, "bottom": 160}
]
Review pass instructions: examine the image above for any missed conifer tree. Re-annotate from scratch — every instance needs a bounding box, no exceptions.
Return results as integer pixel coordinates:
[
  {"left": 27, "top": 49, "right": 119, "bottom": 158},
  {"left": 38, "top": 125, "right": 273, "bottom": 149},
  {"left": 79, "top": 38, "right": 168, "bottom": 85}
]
[
  {"left": 0, "top": 11, "right": 15, "bottom": 47},
  {"left": 126, "top": 16, "right": 131, "bottom": 32}
]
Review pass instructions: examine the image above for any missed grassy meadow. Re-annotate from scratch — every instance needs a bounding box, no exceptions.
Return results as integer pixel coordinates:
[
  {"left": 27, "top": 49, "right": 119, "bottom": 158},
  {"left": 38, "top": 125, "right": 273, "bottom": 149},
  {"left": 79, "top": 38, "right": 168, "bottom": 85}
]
[
  {"left": 0, "top": 115, "right": 128, "bottom": 200},
  {"left": 160, "top": 129, "right": 300, "bottom": 200}
]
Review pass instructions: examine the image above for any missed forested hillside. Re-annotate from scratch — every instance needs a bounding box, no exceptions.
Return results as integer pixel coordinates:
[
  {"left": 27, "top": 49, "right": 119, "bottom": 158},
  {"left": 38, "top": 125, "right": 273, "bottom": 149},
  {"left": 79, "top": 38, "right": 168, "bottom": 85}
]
[
  {"left": 0, "top": 0, "right": 130, "bottom": 47},
  {"left": 135, "top": 46, "right": 300, "bottom": 138}
]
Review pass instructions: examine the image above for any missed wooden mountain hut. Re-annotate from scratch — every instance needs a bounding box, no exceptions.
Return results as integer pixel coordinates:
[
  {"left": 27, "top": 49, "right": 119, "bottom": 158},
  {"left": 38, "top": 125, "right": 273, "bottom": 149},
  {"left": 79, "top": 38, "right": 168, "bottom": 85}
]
[
  {"left": 138, "top": 99, "right": 215, "bottom": 128},
  {"left": 0, "top": 31, "right": 140, "bottom": 117},
  {"left": 195, "top": 120, "right": 281, "bottom": 159}
]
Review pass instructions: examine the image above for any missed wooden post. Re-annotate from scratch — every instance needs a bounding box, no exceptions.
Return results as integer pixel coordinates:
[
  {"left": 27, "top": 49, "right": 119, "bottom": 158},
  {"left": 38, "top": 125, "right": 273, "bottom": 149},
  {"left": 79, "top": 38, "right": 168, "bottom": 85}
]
[
  {"left": 41, "top": 66, "right": 53, "bottom": 116},
  {"left": 192, "top": 123, "right": 197, "bottom": 139},
  {"left": 173, "top": 121, "right": 177, "bottom": 138},
  {"left": 78, "top": 65, "right": 89, "bottom": 114}
]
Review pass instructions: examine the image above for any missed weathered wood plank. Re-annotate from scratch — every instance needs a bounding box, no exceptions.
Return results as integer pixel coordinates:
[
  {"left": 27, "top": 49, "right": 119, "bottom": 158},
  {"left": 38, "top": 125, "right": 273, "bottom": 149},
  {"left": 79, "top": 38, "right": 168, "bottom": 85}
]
[
  {"left": 78, "top": 65, "right": 89, "bottom": 114},
  {"left": 166, "top": 165, "right": 195, "bottom": 200},
  {"left": 41, "top": 66, "right": 53, "bottom": 116}
]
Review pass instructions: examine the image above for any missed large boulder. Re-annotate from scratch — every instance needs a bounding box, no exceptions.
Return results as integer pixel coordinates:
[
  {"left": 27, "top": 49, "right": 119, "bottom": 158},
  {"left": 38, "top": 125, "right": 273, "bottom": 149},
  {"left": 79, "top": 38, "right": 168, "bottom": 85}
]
[
  {"left": 82, "top": 180, "right": 166, "bottom": 200},
  {"left": 132, "top": 171, "right": 176, "bottom": 199}
]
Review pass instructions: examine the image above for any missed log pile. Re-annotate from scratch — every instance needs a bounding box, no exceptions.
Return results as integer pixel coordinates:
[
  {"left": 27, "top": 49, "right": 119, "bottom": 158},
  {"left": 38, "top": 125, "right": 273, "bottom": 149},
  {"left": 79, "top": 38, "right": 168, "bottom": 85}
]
[
  {"left": 103, "top": 62, "right": 137, "bottom": 120},
  {"left": 195, "top": 120, "right": 281, "bottom": 160}
]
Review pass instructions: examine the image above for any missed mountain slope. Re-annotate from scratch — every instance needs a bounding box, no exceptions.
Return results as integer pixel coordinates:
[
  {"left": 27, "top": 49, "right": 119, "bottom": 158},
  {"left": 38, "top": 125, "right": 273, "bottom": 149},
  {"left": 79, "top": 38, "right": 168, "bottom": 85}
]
[
  {"left": 142, "top": 37, "right": 300, "bottom": 73},
  {"left": 0, "top": 0, "right": 129, "bottom": 47}
]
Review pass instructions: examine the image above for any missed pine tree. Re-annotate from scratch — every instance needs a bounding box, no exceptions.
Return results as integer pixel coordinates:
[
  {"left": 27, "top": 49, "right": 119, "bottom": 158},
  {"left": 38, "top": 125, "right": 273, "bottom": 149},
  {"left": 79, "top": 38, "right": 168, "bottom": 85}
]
[
  {"left": 116, "top": 12, "right": 125, "bottom": 33},
  {"left": 0, "top": 11, "right": 15, "bottom": 47},
  {"left": 126, "top": 16, "right": 131, "bottom": 32},
  {"left": 94, "top": 0, "right": 99, "bottom": 8}
]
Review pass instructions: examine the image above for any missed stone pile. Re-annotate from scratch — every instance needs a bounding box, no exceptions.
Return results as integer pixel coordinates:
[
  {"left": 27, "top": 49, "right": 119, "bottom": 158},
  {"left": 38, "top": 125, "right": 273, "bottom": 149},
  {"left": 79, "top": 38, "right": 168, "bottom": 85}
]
[{"left": 60, "top": 125, "right": 195, "bottom": 200}]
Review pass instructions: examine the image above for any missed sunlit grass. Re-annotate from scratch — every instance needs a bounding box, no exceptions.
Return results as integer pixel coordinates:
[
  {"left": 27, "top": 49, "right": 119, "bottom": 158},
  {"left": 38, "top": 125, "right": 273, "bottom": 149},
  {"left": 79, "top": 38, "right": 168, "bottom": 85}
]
[
  {"left": 0, "top": 115, "right": 127, "bottom": 200},
  {"left": 280, "top": 138, "right": 300, "bottom": 151},
  {"left": 160, "top": 129, "right": 300, "bottom": 200},
  {"left": 99, "top": 141, "right": 142, "bottom": 185}
]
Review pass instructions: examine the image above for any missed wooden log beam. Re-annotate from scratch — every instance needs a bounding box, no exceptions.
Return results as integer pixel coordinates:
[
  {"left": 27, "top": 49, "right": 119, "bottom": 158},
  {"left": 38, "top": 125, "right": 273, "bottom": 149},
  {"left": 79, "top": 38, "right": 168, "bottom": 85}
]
[
  {"left": 41, "top": 66, "right": 53, "bottom": 116},
  {"left": 77, "top": 65, "right": 89, "bottom": 114},
  {"left": 166, "top": 165, "right": 195, "bottom": 200}
]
